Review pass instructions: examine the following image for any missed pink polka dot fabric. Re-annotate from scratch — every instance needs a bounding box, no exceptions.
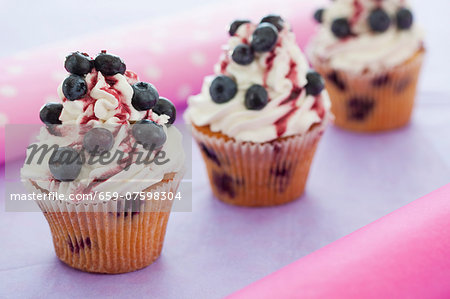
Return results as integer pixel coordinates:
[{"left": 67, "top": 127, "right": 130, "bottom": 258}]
[
  {"left": 0, "top": 0, "right": 319, "bottom": 163},
  {"left": 229, "top": 183, "right": 450, "bottom": 298}
]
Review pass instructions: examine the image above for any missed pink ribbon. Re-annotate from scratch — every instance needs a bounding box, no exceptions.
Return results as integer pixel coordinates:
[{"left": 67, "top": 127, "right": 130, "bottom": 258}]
[
  {"left": 229, "top": 183, "right": 450, "bottom": 299},
  {"left": 0, "top": 0, "right": 321, "bottom": 164}
]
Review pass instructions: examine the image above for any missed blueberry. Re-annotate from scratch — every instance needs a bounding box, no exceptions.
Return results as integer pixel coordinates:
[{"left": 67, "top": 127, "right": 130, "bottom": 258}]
[
  {"left": 62, "top": 75, "right": 87, "bottom": 101},
  {"left": 64, "top": 52, "right": 93, "bottom": 76},
  {"left": 132, "top": 119, "right": 167, "bottom": 149},
  {"left": 212, "top": 171, "right": 235, "bottom": 199},
  {"left": 209, "top": 75, "right": 237, "bottom": 104},
  {"left": 67, "top": 236, "right": 79, "bottom": 253},
  {"left": 85, "top": 237, "right": 91, "bottom": 249},
  {"left": 83, "top": 128, "right": 114, "bottom": 155},
  {"left": 94, "top": 52, "right": 126, "bottom": 76},
  {"left": 314, "top": 9, "right": 325, "bottom": 23},
  {"left": 371, "top": 74, "right": 390, "bottom": 87},
  {"left": 200, "top": 143, "right": 221, "bottom": 166},
  {"left": 271, "top": 166, "right": 291, "bottom": 178},
  {"left": 347, "top": 97, "right": 375, "bottom": 121},
  {"left": 245, "top": 85, "right": 268, "bottom": 110},
  {"left": 232, "top": 44, "right": 254, "bottom": 65},
  {"left": 251, "top": 23, "right": 279, "bottom": 52},
  {"left": 229, "top": 19, "right": 251, "bottom": 36},
  {"left": 396, "top": 8, "right": 413, "bottom": 30},
  {"left": 260, "top": 14, "right": 284, "bottom": 31},
  {"left": 369, "top": 8, "right": 391, "bottom": 33},
  {"left": 331, "top": 18, "right": 352, "bottom": 38},
  {"left": 395, "top": 77, "right": 412, "bottom": 93},
  {"left": 305, "top": 71, "right": 325, "bottom": 96},
  {"left": 327, "top": 71, "right": 347, "bottom": 91},
  {"left": 152, "top": 97, "right": 176, "bottom": 126},
  {"left": 131, "top": 82, "right": 159, "bottom": 111},
  {"left": 48, "top": 147, "right": 83, "bottom": 182},
  {"left": 39, "top": 103, "right": 63, "bottom": 125}
]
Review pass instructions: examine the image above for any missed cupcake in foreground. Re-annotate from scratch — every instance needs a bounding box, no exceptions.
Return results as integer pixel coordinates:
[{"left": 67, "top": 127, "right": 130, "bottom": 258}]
[
  {"left": 21, "top": 51, "right": 185, "bottom": 274},
  {"left": 185, "top": 15, "right": 332, "bottom": 207},
  {"left": 308, "top": 0, "right": 425, "bottom": 132}
]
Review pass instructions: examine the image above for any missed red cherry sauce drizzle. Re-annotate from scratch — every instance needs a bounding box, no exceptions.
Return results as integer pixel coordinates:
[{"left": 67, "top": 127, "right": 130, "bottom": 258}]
[
  {"left": 83, "top": 165, "right": 125, "bottom": 193},
  {"left": 105, "top": 76, "right": 117, "bottom": 86},
  {"left": 220, "top": 55, "right": 230, "bottom": 74},
  {"left": 80, "top": 113, "right": 98, "bottom": 125},
  {"left": 274, "top": 59, "right": 303, "bottom": 137},
  {"left": 279, "top": 86, "right": 302, "bottom": 106},
  {"left": 274, "top": 107, "right": 298, "bottom": 137},
  {"left": 99, "top": 75, "right": 135, "bottom": 125},
  {"left": 263, "top": 50, "right": 277, "bottom": 88},
  {"left": 350, "top": 0, "right": 364, "bottom": 26},
  {"left": 285, "top": 60, "right": 298, "bottom": 84},
  {"left": 124, "top": 71, "right": 138, "bottom": 82},
  {"left": 312, "top": 95, "right": 325, "bottom": 119}
]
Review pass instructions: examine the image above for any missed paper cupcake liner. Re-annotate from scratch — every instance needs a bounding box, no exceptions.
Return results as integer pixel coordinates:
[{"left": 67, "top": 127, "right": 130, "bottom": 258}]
[
  {"left": 191, "top": 124, "right": 326, "bottom": 207},
  {"left": 32, "top": 172, "right": 183, "bottom": 274},
  {"left": 313, "top": 50, "right": 425, "bottom": 132}
]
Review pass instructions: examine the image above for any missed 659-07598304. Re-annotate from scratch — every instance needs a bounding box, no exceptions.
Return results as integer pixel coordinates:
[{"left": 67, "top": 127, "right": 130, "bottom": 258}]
[{"left": 9, "top": 191, "right": 183, "bottom": 202}]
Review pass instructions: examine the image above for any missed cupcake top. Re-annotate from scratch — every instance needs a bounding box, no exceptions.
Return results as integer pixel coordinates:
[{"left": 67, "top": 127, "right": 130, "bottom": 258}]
[
  {"left": 308, "top": 0, "right": 424, "bottom": 74},
  {"left": 21, "top": 51, "right": 184, "bottom": 195},
  {"left": 185, "top": 15, "right": 331, "bottom": 143}
]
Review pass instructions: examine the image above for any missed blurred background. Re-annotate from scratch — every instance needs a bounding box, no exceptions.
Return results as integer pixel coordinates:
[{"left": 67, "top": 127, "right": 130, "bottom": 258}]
[
  {"left": 0, "top": 0, "right": 220, "bottom": 56},
  {"left": 0, "top": 0, "right": 449, "bottom": 95},
  {"left": 1, "top": 1, "right": 450, "bottom": 298}
]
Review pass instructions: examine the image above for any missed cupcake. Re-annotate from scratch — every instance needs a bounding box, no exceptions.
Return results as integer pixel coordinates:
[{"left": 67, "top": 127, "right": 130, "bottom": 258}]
[
  {"left": 308, "top": 0, "right": 425, "bottom": 132},
  {"left": 21, "top": 51, "right": 185, "bottom": 274},
  {"left": 185, "top": 15, "right": 332, "bottom": 207}
]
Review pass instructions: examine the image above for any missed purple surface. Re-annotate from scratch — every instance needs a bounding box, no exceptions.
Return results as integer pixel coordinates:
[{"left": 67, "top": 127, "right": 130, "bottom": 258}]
[
  {"left": 2, "top": 0, "right": 450, "bottom": 298},
  {"left": 1, "top": 99, "right": 450, "bottom": 298}
]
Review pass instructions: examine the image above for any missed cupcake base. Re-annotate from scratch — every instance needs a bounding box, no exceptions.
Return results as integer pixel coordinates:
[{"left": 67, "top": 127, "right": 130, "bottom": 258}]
[
  {"left": 30, "top": 172, "right": 182, "bottom": 274},
  {"left": 192, "top": 124, "right": 326, "bottom": 207},
  {"left": 314, "top": 49, "right": 425, "bottom": 132}
]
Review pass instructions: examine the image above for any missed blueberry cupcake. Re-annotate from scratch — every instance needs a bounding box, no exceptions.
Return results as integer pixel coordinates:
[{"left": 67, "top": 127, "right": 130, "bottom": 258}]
[
  {"left": 308, "top": 0, "right": 425, "bottom": 132},
  {"left": 21, "top": 51, "right": 184, "bottom": 273},
  {"left": 185, "top": 15, "right": 331, "bottom": 207}
]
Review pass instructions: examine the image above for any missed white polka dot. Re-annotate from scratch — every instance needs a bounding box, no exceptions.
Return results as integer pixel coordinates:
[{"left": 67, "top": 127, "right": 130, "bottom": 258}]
[
  {"left": 152, "top": 27, "right": 169, "bottom": 39},
  {"left": 106, "top": 39, "right": 124, "bottom": 49},
  {"left": 148, "top": 43, "right": 165, "bottom": 54},
  {"left": 177, "top": 84, "right": 192, "bottom": 99},
  {"left": 145, "top": 66, "right": 162, "bottom": 81},
  {"left": 45, "top": 95, "right": 60, "bottom": 103},
  {"left": 195, "top": 15, "right": 213, "bottom": 25},
  {"left": 13, "top": 51, "right": 30, "bottom": 61},
  {"left": 0, "top": 85, "right": 17, "bottom": 98},
  {"left": 6, "top": 65, "right": 23, "bottom": 75},
  {"left": 193, "top": 30, "right": 211, "bottom": 42},
  {"left": 52, "top": 71, "right": 67, "bottom": 82},
  {"left": 190, "top": 52, "right": 207, "bottom": 67},
  {"left": 57, "top": 52, "right": 68, "bottom": 62},
  {"left": 0, "top": 113, "right": 9, "bottom": 127}
]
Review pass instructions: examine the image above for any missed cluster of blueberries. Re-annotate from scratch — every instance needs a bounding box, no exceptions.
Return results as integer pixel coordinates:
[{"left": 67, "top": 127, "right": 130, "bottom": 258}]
[
  {"left": 209, "top": 15, "right": 325, "bottom": 110},
  {"left": 314, "top": 6, "right": 414, "bottom": 38},
  {"left": 38, "top": 51, "right": 177, "bottom": 182}
]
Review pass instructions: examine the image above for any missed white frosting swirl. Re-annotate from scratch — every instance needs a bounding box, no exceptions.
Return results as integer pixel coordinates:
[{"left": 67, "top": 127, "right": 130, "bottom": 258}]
[
  {"left": 21, "top": 125, "right": 184, "bottom": 195},
  {"left": 185, "top": 22, "right": 331, "bottom": 143},
  {"left": 58, "top": 71, "right": 149, "bottom": 125},
  {"left": 308, "top": 0, "right": 424, "bottom": 73},
  {"left": 22, "top": 67, "right": 184, "bottom": 195}
]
